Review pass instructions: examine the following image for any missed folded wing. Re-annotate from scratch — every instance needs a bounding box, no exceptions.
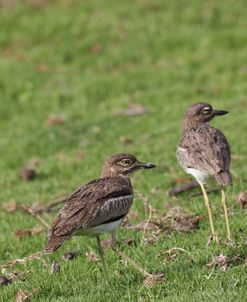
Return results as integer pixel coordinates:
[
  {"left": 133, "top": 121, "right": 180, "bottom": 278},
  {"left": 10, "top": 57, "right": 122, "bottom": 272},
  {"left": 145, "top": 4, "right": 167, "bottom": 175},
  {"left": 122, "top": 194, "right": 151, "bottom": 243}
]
[{"left": 44, "top": 177, "right": 133, "bottom": 252}]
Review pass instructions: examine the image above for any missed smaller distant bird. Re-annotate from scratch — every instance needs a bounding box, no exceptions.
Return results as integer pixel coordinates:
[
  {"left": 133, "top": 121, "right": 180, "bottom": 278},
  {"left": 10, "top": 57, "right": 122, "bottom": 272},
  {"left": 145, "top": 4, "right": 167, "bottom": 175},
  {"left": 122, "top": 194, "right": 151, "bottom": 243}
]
[
  {"left": 177, "top": 103, "right": 232, "bottom": 243},
  {"left": 44, "top": 153, "right": 156, "bottom": 284}
]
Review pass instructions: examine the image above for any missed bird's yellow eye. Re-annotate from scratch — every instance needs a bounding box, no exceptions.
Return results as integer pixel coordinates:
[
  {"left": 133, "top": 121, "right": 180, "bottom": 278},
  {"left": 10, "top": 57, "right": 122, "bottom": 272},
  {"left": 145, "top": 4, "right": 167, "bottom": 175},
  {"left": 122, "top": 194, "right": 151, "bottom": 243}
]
[
  {"left": 120, "top": 159, "right": 132, "bottom": 166},
  {"left": 202, "top": 107, "right": 212, "bottom": 114}
]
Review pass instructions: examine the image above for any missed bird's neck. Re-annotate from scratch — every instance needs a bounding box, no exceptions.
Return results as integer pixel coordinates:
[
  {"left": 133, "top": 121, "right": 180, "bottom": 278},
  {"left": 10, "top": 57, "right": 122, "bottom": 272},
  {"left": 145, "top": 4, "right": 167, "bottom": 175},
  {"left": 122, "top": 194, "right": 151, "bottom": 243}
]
[
  {"left": 101, "top": 169, "right": 130, "bottom": 179},
  {"left": 182, "top": 119, "right": 209, "bottom": 132}
]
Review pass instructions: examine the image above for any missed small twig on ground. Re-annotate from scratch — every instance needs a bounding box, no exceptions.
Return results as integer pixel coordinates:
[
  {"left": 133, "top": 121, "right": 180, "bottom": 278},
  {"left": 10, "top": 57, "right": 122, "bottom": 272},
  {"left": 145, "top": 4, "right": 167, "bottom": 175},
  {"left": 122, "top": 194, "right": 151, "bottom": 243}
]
[
  {"left": 168, "top": 181, "right": 219, "bottom": 197},
  {"left": 19, "top": 196, "right": 68, "bottom": 228},
  {"left": 0, "top": 252, "right": 42, "bottom": 269},
  {"left": 165, "top": 247, "right": 195, "bottom": 262},
  {"left": 190, "top": 189, "right": 219, "bottom": 197},
  {"left": 21, "top": 205, "right": 50, "bottom": 228},
  {"left": 44, "top": 196, "right": 68, "bottom": 212},
  {"left": 135, "top": 192, "right": 155, "bottom": 245},
  {"left": 168, "top": 181, "right": 199, "bottom": 196}
]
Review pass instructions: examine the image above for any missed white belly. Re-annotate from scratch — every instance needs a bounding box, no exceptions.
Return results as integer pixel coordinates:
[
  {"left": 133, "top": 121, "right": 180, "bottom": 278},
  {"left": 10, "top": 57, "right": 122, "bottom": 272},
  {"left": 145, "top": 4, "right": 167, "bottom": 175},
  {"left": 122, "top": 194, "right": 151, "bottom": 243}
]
[
  {"left": 185, "top": 167, "right": 209, "bottom": 185},
  {"left": 89, "top": 219, "right": 123, "bottom": 234},
  {"left": 76, "top": 219, "right": 123, "bottom": 237},
  {"left": 177, "top": 146, "right": 210, "bottom": 185}
]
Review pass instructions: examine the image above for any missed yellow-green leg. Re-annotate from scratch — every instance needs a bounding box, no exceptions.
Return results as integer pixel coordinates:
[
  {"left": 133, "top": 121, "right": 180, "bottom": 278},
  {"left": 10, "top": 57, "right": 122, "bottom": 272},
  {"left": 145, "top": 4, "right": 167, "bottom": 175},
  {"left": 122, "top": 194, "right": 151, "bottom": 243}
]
[
  {"left": 96, "top": 236, "right": 109, "bottom": 286},
  {"left": 221, "top": 188, "right": 231, "bottom": 241},
  {"left": 111, "top": 232, "right": 150, "bottom": 277},
  {"left": 200, "top": 183, "right": 218, "bottom": 242}
]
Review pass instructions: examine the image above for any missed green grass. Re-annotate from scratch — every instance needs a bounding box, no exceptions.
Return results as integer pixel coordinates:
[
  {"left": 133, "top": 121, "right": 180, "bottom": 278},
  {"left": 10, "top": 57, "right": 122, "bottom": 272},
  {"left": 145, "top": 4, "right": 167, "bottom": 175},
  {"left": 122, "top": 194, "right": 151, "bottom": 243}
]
[{"left": 1, "top": 0, "right": 247, "bottom": 301}]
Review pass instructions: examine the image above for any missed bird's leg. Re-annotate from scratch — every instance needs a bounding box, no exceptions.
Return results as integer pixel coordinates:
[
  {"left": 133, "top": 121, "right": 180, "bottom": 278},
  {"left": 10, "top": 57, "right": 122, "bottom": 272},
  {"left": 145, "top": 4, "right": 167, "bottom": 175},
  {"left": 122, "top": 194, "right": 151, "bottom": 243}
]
[
  {"left": 199, "top": 183, "right": 218, "bottom": 243},
  {"left": 111, "top": 232, "right": 151, "bottom": 277},
  {"left": 96, "top": 236, "right": 109, "bottom": 286},
  {"left": 111, "top": 231, "right": 117, "bottom": 250},
  {"left": 221, "top": 188, "right": 231, "bottom": 242}
]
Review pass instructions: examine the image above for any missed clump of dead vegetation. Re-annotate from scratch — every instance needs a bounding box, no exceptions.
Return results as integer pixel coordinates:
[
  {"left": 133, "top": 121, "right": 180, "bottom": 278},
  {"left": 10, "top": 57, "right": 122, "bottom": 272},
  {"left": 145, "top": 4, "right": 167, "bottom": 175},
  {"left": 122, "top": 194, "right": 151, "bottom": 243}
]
[{"left": 207, "top": 254, "right": 245, "bottom": 272}]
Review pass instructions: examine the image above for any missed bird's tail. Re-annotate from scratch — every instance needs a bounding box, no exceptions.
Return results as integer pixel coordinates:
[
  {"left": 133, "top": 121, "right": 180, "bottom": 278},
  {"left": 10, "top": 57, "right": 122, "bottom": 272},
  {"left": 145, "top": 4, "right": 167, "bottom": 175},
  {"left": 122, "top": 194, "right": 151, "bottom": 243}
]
[
  {"left": 44, "top": 235, "right": 68, "bottom": 253},
  {"left": 214, "top": 170, "right": 232, "bottom": 186}
]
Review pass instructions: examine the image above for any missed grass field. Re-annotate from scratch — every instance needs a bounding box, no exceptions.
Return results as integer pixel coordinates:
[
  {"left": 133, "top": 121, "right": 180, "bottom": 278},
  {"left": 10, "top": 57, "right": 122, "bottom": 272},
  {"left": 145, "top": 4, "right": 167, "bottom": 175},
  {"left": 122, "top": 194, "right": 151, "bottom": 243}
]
[{"left": 1, "top": 0, "right": 247, "bottom": 301}]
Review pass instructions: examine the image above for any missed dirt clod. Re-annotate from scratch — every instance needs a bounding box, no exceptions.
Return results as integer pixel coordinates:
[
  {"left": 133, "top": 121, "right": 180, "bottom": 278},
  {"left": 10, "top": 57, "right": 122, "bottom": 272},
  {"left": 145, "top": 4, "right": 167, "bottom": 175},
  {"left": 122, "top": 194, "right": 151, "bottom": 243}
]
[
  {"left": 115, "top": 103, "right": 148, "bottom": 116},
  {"left": 45, "top": 114, "right": 66, "bottom": 126},
  {"left": 0, "top": 275, "right": 11, "bottom": 286},
  {"left": 144, "top": 273, "right": 165, "bottom": 288},
  {"left": 15, "top": 290, "right": 32, "bottom": 302},
  {"left": 234, "top": 192, "right": 247, "bottom": 209},
  {"left": 61, "top": 251, "right": 77, "bottom": 261},
  {"left": 18, "top": 167, "right": 37, "bottom": 180}
]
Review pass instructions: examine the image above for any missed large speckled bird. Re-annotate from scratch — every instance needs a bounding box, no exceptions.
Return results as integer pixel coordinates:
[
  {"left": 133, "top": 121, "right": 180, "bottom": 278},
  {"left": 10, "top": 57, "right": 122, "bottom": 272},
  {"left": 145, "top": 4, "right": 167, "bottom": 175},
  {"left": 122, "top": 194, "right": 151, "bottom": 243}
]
[
  {"left": 44, "top": 153, "right": 155, "bottom": 284},
  {"left": 177, "top": 103, "right": 232, "bottom": 243}
]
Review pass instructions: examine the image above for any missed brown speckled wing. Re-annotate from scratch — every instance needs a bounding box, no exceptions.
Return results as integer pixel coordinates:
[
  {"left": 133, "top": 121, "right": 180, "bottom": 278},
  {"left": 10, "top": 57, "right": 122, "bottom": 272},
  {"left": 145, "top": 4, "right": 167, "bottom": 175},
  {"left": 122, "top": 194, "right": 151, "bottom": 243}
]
[
  {"left": 48, "top": 177, "right": 133, "bottom": 239},
  {"left": 178, "top": 126, "right": 231, "bottom": 175}
]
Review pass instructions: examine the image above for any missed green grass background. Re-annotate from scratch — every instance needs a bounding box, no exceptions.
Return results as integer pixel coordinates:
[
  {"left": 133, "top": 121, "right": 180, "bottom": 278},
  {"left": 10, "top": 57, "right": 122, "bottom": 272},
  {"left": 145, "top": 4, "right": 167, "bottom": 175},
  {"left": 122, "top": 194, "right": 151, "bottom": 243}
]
[{"left": 0, "top": 0, "right": 247, "bottom": 301}]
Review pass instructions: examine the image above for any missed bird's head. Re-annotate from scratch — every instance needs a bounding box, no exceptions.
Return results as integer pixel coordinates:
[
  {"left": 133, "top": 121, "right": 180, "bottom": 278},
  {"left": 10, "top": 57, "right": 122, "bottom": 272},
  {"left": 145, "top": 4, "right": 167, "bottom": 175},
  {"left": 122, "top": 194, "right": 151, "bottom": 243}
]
[
  {"left": 184, "top": 103, "right": 228, "bottom": 127},
  {"left": 102, "top": 153, "right": 156, "bottom": 177}
]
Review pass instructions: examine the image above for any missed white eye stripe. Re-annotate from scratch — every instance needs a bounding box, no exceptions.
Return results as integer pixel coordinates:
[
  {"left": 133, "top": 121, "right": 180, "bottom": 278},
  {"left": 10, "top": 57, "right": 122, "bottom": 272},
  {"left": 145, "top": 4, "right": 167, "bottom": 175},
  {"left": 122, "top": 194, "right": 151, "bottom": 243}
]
[{"left": 202, "top": 107, "right": 212, "bottom": 114}]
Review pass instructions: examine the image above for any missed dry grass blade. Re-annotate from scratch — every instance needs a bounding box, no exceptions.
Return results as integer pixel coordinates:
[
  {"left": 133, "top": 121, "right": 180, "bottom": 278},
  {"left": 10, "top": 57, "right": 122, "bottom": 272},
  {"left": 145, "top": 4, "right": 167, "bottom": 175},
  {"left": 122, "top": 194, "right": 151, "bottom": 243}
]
[
  {"left": 2, "top": 202, "right": 49, "bottom": 228},
  {"left": 1, "top": 196, "right": 67, "bottom": 217},
  {"left": 20, "top": 204, "right": 50, "bottom": 228},
  {"left": 135, "top": 193, "right": 154, "bottom": 245},
  {"left": 23, "top": 196, "right": 68, "bottom": 216},
  {"left": 15, "top": 225, "right": 44, "bottom": 239},
  {"left": 44, "top": 196, "right": 68, "bottom": 212},
  {"left": 163, "top": 247, "right": 195, "bottom": 262},
  {"left": 124, "top": 237, "right": 136, "bottom": 246},
  {"left": 0, "top": 251, "right": 42, "bottom": 269},
  {"left": 124, "top": 206, "right": 201, "bottom": 241},
  {"left": 124, "top": 221, "right": 160, "bottom": 231},
  {"left": 51, "top": 260, "right": 60, "bottom": 273}
]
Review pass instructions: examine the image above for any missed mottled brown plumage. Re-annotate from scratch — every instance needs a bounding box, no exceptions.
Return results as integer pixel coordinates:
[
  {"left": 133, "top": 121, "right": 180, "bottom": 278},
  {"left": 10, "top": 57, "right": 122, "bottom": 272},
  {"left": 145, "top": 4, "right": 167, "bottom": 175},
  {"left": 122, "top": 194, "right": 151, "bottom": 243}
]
[
  {"left": 177, "top": 102, "right": 231, "bottom": 186},
  {"left": 45, "top": 176, "right": 133, "bottom": 252},
  {"left": 44, "top": 153, "right": 155, "bottom": 284},
  {"left": 177, "top": 103, "right": 232, "bottom": 242},
  {"left": 45, "top": 153, "right": 155, "bottom": 252}
]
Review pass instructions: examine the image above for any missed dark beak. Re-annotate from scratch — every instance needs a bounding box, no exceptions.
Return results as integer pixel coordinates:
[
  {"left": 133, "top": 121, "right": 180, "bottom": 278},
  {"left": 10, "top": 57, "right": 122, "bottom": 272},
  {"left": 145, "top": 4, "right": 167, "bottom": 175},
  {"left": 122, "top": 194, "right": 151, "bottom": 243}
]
[
  {"left": 213, "top": 109, "right": 229, "bottom": 116},
  {"left": 137, "top": 162, "right": 156, "bottom": 169}
]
